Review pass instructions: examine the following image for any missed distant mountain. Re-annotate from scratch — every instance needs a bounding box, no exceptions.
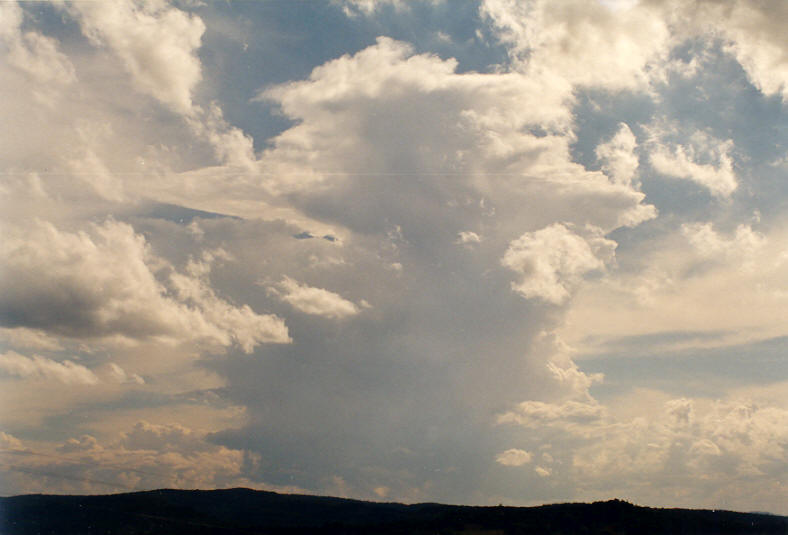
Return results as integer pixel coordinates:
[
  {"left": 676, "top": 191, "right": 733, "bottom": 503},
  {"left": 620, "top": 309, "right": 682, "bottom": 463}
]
[{"left": 1, "top": 488, "right": 785, "bottom": 534}]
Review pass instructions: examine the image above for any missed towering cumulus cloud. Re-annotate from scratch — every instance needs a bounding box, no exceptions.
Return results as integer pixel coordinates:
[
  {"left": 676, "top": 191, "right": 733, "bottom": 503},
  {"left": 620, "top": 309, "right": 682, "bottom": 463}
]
[{"left": 0, "top": 0, "right": 786, "bottom": 515}]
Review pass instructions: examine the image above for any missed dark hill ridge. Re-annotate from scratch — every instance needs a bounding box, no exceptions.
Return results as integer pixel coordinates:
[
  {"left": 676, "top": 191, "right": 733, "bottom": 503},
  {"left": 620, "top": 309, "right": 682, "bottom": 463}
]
[{"left": 1, "top": 488, "right": 785, "bottom": 535}]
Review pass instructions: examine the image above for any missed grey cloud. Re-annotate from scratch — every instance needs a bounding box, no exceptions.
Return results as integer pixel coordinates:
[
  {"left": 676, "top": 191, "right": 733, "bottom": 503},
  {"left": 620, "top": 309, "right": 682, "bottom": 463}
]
[{"left": 195, "top": 216, "right": 586, "bottom": 502}]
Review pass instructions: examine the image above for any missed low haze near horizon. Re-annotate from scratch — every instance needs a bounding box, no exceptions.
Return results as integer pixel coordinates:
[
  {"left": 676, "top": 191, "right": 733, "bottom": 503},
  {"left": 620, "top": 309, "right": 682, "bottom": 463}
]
[{"left": 0, "top": 0, "right": 786, "bottom": 515}]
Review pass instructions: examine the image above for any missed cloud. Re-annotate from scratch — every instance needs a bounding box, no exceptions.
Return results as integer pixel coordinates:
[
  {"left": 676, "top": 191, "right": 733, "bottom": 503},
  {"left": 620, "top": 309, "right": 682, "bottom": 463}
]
[
  {"left": 501, "top": 224, "right": 617, "bottom": 304},
  {"left": 495, "top": 384, "right": 788, "bottom": 513},
  {"left": 68, "top": 0, "right": 205, "bottom": 115},
  {"left": 481, "top": 0, "right": 671, "bottom": 90},
  {"left": 665, "top": 397, "right": 693, "bottom": 427},
  {"left": 569, "top": 394, "right": 788, "bottom": 509},
  {"left": 649, "top": 137, "right": 737, "bottom": 198},
  {"left": 188, "top": 33, "right": 659, "bottom": 503},
  {"left": 0, "top": 220, "right": 289, "bottom": 352},
  {"left": 108, "top": 363, "right": 145, "bottom": 385},
  {"left": 338, "top": 0, "right": 411, "bottom": 17},
  {"left": 0, "top": 422, "right": 262, "bottom": 495},
  {"left": 0, "top": 351, "right": 99, "bottom": 385},
  {"left": 686, "top": 1, "right": 788, "bottom": 101},
  {"left": 456, "top": 231, "right": 481, "bottom": 245},
  {"left": 0, "top": 1, "right": 75, "bottom": 104},
  {"left": 681, "top": 222, "right": 764, "bottom": 265},
  {"left": 257, "top": 36, "right": 577, "bottom": 197},
  {"left": 185, "top": 35, "right": 657, "bottom": 242},
  {"left": 481, "top": 0, "right": 788, "bottom": 104},
  {"left": 3, "top": 0, "right": 785, "bottom": 513},
  {"left": 497, "top": 399, "right": 606, "bottom": 428},
  {"left": 558, "top": 221, "right": 788, "bottom": 357},
  {"left": 0, "top": 431, "right": 24, "bottom": 451},
  {"left": 57, "top": 435, "right": 103, "bottom": 454},
  {"left": 63, "top": 0, "right": 255, "bottom": 172},
  {"left": 0, "top": 327, "right": 63, "bottom": 352},
  {"left": 67, "top": 141, "right": 127, "bottom": 202},
  {"left": 186, "top": 103, "right": 256, "bottom": 168},
  {"left": 119, "top": 421, "right": 206, "bottom": 453},
  {"left": 495, "top": 448, "right": 532, "bottom": 466},
  {"left": 546, "top": 361, "right": 604, "bottom": 400},
  {"left": 596, "top": 123, "right": 639, "bottom": 187},
  {"left": 169, "top": 249, "right": 292, "bottom": 351},
  {"left": 534, "top": 466, "right": 551, "bottom": 477},
  {"left": 477, "top": 0, "right": 788, "bottom": 142},
  {"left": 272, "top": 277, "right": 361, "bottom": 319}
]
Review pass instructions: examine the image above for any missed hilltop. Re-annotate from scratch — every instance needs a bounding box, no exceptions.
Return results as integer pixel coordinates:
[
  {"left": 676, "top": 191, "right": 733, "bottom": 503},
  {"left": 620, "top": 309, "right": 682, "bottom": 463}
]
[{"left": 1, "top": 488, "right": 786, "bottom": 534}]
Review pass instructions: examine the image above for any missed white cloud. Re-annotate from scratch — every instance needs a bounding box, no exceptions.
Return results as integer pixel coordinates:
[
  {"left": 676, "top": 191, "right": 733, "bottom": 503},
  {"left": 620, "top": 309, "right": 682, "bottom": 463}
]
[
  {"left": 174, "top": 34, "right": 660, "bottom": 247},
  {"left": 186, "top": 103, "right": 256, "bottom": 169},
  {"left": 482, "top": 0, "right": 788, "bottom": 104},
  {"left": 0, "top": 327, "right": 63, "bottom": 352},
  {"left": 0, "top": 220, "right": 290, "bottom": 352},
  {"left": 501, "top": 224, "right": 617, "bottom": 305},
  {"left": 67, "top": 143, "right": 126, "bottom": 202},
  {"left": 58, "top": 435, "right": 103, "bottom": 454},
  {"left": 0, "top": 421, "right": 262, "bottom": 495},
  {"left": 68, "top": 0, "right": 204, "bottom": 115},
  {"left": 559, "top": 221, "right": 788, "bottom": 356},
  {"left": 0, "top": 1, "right": 22, "bottom": 41},
  {"left": 257, "top": 36, "right": 577, "bottom": 196},
  {"left": 338, "top": 0, "right": 410, "bottom": 17},
  {"left": 496, "top": 448, "right": 532, "bottom": 467},
  {"left": 686, "top": 1, "right": 788, "bottom": 101},
  {"left": 120, "top": 421, "right": 204, "bottom": 453},
  {"left": 681, "top": 222, "right": 765, "bottom": 265},
  {"left": 701, "top": 399, "right": 788, "bottom": 475},
  {"left": 649, "top": 138, "right": 737, "bottom": 198},
  {"left": 456, "top": 231, "right": 482, "bottom": 245},
  {"left": 497, "top": 385, "right": 788, "bottom": 513},
  {"left": 571, "top": 394, "right": 788, "bottom": 509},
  {"left": 0, "top": 431, "right": 24, "bottom": 451},
  {"left": 273, "top": 277, "right": 361, "bottom": 319},
  {"left": 596, "top": 123, "right": 639, "bottom": 187},
  {"left": 497, "top": 399, "right": 606, "bottom": 429},
  {"left": 0, "top": 1, "right": 75, "bottom": 104},
  {"left": 0, "top": 351, "right": 99, "bottom": 385},
  {"left": 481, "top": 0, "right": 671, "bottom": 90},
  {"left": 169, "top": 249, "right": 293, "bottom": 352},
  {"left": 546, "top": 361, "right": 604, "bottom": 400},
  {"left": 534, "top": 466, "right": 552, "bottom": 477},
  {"left": 665, "top": 397, "right": 693, "bottom": 427},
  {"left": 63, "top": 0, "right": 255, "bottom": 172},
  {"left": 108, "top": 363, "right": 145, "bottom": 385}
]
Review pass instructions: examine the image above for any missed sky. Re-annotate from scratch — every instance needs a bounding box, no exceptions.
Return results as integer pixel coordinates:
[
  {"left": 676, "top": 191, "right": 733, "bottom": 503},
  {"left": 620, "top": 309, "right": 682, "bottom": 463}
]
[{"left": 0, "top": 0, "right": 787, "bottom": 515}]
